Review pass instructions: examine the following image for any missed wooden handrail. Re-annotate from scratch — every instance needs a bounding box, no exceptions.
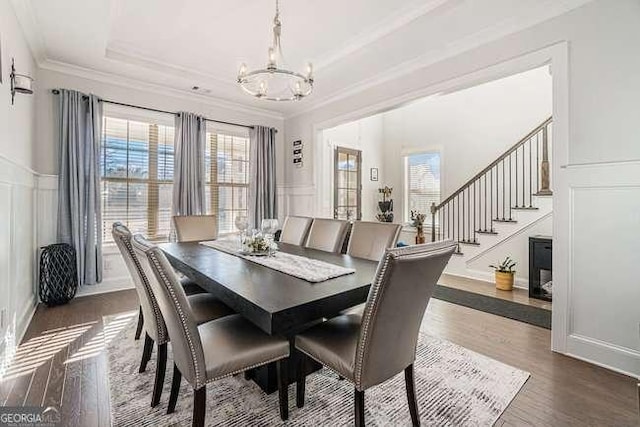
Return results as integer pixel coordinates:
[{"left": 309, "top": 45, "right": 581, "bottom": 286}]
[{"left": 434, "top": 116, "right": 552, "bottom": 211}]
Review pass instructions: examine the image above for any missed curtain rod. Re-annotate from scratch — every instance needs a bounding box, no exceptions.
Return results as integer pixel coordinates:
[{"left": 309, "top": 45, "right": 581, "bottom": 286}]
[{"left": 51, "top": 89, "right": 276, "bottom": 132}]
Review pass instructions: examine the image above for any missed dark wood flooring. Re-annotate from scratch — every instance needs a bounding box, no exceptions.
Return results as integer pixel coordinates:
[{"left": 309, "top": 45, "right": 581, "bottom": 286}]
[{"left": 1, "top": 289, "right": 637, "bottom": 426}]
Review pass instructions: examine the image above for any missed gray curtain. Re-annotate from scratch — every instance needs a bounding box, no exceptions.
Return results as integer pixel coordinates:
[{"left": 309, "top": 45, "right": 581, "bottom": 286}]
[
  {"left": 249, "top": 126, "right": 278, "bottom": 228},
  {"left": 56, "top": 89, "right": 103, "bottom": 287},
  {"left": 173, "top": 112, "right": 206, "bottom": 216}
]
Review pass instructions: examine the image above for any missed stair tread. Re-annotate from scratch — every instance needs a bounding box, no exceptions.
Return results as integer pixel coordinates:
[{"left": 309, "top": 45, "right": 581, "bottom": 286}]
[
  {"left": 494, "top": 218, "right": 517, "bottom": 223},
  {"left": 459, "top": 240, "right": 480, "bottom": 246},
  {"left": 476, "top": 230, "right": 498, "bottom": 235},
  {"left": 453, "top": 251, "right": 464, "bottom": 256},
  {"left": 512, "top": 206, "right": 538, "bottom": 210}
]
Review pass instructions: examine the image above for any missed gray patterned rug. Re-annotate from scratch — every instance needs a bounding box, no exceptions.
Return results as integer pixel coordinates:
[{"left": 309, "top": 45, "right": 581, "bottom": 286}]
[{"left": 106, "top": 313, "right": 529, "bottom": 426}]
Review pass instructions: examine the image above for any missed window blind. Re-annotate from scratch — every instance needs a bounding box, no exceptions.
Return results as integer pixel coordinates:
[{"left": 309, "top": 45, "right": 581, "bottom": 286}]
[
  {"left": 101, "top": 116, "right": 174, "bottom": 243},
  {"left": 205, "top": 131, "right": 250, "bottom": 234},
  {"left": 100, "top": 113, "right": 251, "bottom": 243},
  {"left": 407, "top": 152, "right": 441, "bottom": 222}
]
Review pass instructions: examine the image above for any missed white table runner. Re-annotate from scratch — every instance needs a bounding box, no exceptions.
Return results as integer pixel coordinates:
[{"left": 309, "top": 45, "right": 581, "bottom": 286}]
[{"left": 200, "top": 239, "right": 355, "bottom": 283}]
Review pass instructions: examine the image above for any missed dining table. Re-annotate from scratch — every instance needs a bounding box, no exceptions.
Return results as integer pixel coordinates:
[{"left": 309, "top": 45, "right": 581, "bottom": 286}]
[{"left": 158, "top": 240, "right": 379, "bottom": 393}]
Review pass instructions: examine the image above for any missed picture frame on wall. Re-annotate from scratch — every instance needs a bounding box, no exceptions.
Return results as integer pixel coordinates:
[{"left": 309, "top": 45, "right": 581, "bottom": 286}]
[{"left": 370, "top": 167, "right": 379, "bottom": 181}]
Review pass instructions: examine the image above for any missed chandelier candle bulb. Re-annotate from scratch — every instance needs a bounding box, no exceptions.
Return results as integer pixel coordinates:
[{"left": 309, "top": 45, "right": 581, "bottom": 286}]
[
  {"left": 268, "top": 47, "right": 276, "bottom": 69},
  {"left": 237, "top": 0, "right": 314, "bottom": 101},
  {"left": 307, "top": 63, "right": 314, "bottom": 80}
]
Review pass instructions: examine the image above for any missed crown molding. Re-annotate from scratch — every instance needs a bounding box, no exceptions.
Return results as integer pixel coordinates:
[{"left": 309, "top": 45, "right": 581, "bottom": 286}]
[
  {"left": 38, "top": 59, "right": 285, "bottom": 120},
  {"left": 286, "top": 0, "right": 594, "bottom": 119},
  {"left": 9, "top": 0, "right": 47, "bottom": 64},
  {"left": 313, "top": 0, "right": 455, "bottom": 70},
  {"left": 105, "top": 40, "right": 234, "bottom": 89}
]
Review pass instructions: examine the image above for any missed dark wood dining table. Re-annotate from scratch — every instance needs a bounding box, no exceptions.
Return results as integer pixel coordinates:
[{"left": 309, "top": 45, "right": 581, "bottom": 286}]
[{"left": 159, "top": 241, "right": 378, "bottom": 393}]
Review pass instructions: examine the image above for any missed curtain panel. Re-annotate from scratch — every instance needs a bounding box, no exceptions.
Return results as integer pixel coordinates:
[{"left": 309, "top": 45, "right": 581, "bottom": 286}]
[
  {"left": 173, "top": 112, "right": 207, "bottom": 216},
  {"left": 56, "top": 89, "right": 103, "bottom": 287},
  {"left": 249, "top": 126, "right": 278, "bottom": 228}
]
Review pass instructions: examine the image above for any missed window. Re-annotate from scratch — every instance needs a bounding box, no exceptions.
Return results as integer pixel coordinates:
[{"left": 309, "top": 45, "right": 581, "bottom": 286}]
[
  {"left": 101, "top": 116, "right": 175, "bottom": 243},
  {"left": 333, "top": 146, "right": 362, "bottom": 220},
  {"left": 100, "top": 113, "right": 250, "bottom": 243},
  {"left": 405, "top": 152, "right": 441, "bottom": 222},
  {"left": 205, "top": 131, "right": 250, "bottom": 235}
]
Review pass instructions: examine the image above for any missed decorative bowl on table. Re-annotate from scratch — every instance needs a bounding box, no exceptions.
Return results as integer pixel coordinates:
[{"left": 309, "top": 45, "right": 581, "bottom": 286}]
[{"left": 239, "top": 234, "right": 278, "bottom": 256}]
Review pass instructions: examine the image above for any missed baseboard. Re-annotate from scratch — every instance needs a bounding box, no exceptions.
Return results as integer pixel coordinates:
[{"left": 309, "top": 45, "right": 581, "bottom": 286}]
[
  {"left": 566, "top": 334, "right": 639, "bottom": 378},
  {"left": 17, "top": 293, "right": 38, "bottom": 344},
  {"left": 445, "top": 270, "right": 529, "bottom": 291},
  {"left": 76, "top": 277, "right": 134, "bottom": 298}
]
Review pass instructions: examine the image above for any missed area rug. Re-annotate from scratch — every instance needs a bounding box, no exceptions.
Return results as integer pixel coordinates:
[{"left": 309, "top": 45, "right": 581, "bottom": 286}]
[{"left": 106, "top": 313, "right": 529, "bottom": 426}]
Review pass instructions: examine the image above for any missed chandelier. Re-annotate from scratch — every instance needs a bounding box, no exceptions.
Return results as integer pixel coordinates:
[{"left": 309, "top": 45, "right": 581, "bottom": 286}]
[{"left": 237, "top": 0, "right": 313, "bottom": 101}]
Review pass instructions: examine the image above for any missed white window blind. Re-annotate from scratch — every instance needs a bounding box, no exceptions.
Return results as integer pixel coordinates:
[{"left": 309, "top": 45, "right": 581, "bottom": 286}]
[
  {"left": 101, "top": 116, "right": 175, "bottom": 243},
  {"left": 205, "top": 131, "right": 250, "bottom": 235},
  {"left": 101, "top": 113, "right": 251, "bottom": 243},
  {"left": 406, "top": 152, "right": 441, "bottom": 222}
]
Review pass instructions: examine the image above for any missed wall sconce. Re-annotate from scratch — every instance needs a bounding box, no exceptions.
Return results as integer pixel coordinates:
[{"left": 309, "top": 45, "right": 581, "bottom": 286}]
[{"left": 10, "top": 58, "right": 34, "bottom": 105}]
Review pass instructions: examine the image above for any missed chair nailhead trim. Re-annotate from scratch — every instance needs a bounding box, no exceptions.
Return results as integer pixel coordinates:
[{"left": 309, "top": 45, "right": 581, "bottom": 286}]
[
  {"left": 206, "top": 354, "right": 289, "bottom": 383},
  {"left": 354, "top": 241, "right": 456, "bottom": 389},
  {"left": 147, "top": 248, "right": 204, "bottom": 388},
  {"left": 112, "top": 226, "right": 168, "bottom": 344}
]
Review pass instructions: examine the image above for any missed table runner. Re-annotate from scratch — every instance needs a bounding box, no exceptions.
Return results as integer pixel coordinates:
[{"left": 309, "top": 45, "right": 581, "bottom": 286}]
[{"left": 200, "top": 239, "right": 356, "bottom": 283}]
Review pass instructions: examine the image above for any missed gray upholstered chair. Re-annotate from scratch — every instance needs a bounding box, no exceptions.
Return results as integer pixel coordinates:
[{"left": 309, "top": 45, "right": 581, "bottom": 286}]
[
  {"left": 304, "top": 218, "right": 350, "bottom": 253},
  {"left": 172, "top": 215, "right": 219, "bottom": 294},
  {"left": 134, "top": 236, "right": 291, "bottom": 426},
  {"left": 295, "top": 240, "right": 456, "bottom": 427},
  {"left": 173, "top": 215, "right": 218, "bottom": 242},
  {"left": 279, "top": 216, "right": 313, "bottom": 245},
  {"left": 346, "top": 221, "right": 403, "bottom": 262},
  {"left": 112, "top": 223, "right": 234, "bottom": 408}
]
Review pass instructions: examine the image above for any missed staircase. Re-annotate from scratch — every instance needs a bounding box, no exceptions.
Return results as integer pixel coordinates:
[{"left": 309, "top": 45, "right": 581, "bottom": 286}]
[{"left": 429, "top": 117, "right": 553, "bottom": 258}]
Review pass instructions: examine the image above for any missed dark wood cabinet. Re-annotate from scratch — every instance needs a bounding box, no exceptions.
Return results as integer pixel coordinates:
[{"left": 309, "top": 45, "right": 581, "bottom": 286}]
[{"left": 529, "top": 236, "right": 552, "bottom": 301}]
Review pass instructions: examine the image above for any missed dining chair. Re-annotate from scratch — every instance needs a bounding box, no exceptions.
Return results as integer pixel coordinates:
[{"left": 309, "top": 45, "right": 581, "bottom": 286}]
[
  {"left": 135, "top": 236, "right": 291, "bottom": 426},
  {"left": 112, "top": 223, "right": 235, "bottom": 408},
  {"left": 172, "top": 215, "right": 219, "bottom": 294},
  {"left": 294, "top": 240, "right": 456, "bottom": 427},
  {"left": 346, "top": 221, "right": 403, "bottom": 262},
  {"left": 279, "top": 216, "right": 313, "bottom": 245},
  {"left": 304, "top": 218, "right": 350, "bottom": 253},
  {"left": 173, "top": 215, "right": 218, "bottom": 242}
]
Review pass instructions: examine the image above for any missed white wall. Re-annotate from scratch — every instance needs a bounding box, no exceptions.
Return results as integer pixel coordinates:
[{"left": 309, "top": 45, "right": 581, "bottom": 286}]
[
  {"left": 33, "top": 68, "right": 286, "bottom": 296},
  {"left": 283, "top": 0, "right": 640, "bottom": 377},
  {"left": 382, "top": 67, "right": 551, "bottom": 223},
  {"left": 321, "top": 115, "right": 385, "bottom": 221},
  {"left": 0, "top": 0, "right": 39, "bottom": 375}
]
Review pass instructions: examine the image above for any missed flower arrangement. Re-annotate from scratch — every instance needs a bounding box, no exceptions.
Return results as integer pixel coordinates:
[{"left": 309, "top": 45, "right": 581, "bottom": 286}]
[
  {"left": 378, "top": 186, "right": 393, "bottom": 202},
  {"left": 377, "top": 186, "right": 394, "bottom": 222},
  {"left": 410, "top": 210, "right": 426, "bottom": 229},
  {"left": 410, "top": 210, "right": 427, "bottom": 244},
  {"left": 244, "top": 233, "right": 278, "bottom": 254}
]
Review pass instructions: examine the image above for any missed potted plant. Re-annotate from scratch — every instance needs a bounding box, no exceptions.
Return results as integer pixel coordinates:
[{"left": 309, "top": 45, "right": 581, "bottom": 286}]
[
  {"left": 410, "top": 210, "right": 427, "bottom": 244},
  {"left": 490, "top": 257, "right": 517, "bottom": 291}
]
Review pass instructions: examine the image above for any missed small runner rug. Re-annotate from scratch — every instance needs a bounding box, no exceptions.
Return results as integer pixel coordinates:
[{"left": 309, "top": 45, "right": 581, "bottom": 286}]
[{"left": 200, "top": 239, "right": 355, "bottom": 283}]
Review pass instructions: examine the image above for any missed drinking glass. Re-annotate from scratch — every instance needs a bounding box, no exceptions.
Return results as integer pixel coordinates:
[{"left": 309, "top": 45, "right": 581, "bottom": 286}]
[
  {"left": 261, "top": 219, "right": 279, "bottom": 255},
  {"left": 235, "top": 215, "right": 249, "bottom": 249}
]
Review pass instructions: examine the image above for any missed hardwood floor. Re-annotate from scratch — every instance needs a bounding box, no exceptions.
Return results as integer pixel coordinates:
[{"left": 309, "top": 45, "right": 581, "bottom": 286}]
[{"left": 1, "top": 289, "right": 637, "bottom": 426}]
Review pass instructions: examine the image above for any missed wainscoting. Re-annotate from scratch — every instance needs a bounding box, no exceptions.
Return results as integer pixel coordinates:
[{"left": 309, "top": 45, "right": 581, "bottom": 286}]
[
  {"left": 0, "top": 155, "right": 39, "bottom": 377},
  {"left": 34, "top": 175, "right": 134, "bottom": 298},
  {"left": 557, "top": 160, "right": 640, "bottom": 377}
]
